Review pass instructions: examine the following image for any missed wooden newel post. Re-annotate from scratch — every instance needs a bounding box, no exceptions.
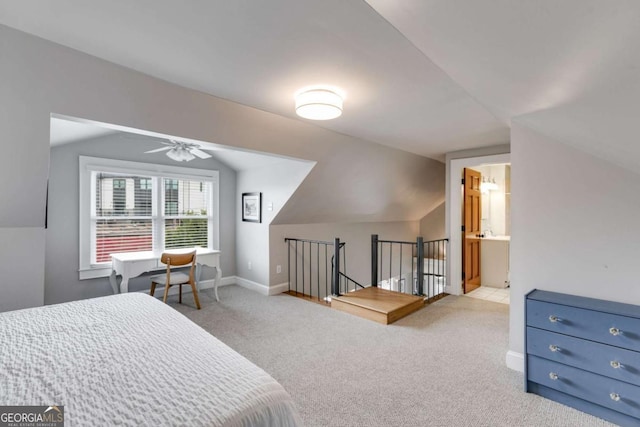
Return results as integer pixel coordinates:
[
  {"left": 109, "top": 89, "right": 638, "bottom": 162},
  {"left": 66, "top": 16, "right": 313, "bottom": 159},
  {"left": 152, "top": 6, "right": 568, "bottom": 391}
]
[
  {"left": 416, "top": 236, "right": 424, "bottom": 296},
  {"left": 371, "top": 234, "right": 378, "bottom": 287},
  {"left": 332, "top": 238, "right": 341, "bottom": 296}
]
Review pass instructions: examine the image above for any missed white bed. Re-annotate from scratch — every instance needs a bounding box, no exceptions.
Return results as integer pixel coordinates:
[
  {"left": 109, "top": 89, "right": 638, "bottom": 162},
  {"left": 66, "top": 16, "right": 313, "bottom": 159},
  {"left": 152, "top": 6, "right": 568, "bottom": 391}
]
[{"left": 0, "top": 293, "right": 302, "bottom": 426}]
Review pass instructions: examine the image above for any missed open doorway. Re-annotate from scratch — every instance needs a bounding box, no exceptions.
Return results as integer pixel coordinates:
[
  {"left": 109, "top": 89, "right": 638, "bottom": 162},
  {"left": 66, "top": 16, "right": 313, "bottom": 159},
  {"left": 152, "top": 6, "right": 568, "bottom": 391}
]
[
  {"left": 446, "top": 152, "right": 510, "bottom": 304},
  {"left": 463, "top": 163, "right": 510, "bottom": 304}
]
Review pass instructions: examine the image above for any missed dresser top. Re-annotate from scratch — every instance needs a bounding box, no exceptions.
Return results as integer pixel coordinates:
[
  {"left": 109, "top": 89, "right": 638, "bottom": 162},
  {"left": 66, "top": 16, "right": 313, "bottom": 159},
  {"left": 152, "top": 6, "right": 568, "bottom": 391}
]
[{"left": 528, "top": 289, "right": 640, "bottom": 319}]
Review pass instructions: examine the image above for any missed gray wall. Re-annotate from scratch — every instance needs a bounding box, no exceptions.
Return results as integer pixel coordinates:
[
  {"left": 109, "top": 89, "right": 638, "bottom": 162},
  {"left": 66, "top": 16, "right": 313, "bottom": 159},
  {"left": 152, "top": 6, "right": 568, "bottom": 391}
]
[
  {"left": 0, "top": 24, "right": 444, "bottom": 311},
  {"left": 419, "top": 202, "right": 445, "bottom": 241},
  {"left": 45, "top": 134, "right": 237, "bottom": 304},
  {"left": 270, "top": 221, "right": 420, "bottom": 287},
  {"left": 509, "top": 122, "right": 640, "bottom": 361},
  {"left": 235, "top": 159, "right": 314, "bottom": 285}
]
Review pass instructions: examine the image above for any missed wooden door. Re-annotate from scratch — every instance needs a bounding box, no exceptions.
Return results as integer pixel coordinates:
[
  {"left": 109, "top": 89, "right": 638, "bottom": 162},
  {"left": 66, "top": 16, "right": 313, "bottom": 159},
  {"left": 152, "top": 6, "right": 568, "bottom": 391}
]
[{"left": 463, "top": 168, "right": 481, "bottom": 293}]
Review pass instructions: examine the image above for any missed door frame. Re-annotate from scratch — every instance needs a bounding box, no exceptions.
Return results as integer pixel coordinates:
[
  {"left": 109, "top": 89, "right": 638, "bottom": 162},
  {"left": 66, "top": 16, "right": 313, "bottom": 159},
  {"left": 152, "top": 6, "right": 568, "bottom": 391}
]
[{"left": 446, "top": 152, "right": 510, "bottom": 296}]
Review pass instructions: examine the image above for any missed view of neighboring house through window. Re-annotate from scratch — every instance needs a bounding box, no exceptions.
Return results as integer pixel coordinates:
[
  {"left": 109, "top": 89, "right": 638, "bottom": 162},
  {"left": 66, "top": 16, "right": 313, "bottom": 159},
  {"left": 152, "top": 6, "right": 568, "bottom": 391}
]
[
  {"left": 163, "top": 178, "right": 210, "bottom": 249},
  {"left": 79, "top": 156, "right": 218, "bottom": 279},
  {"left": 94, "top": 173, "right": 154, "bottom": 262}
]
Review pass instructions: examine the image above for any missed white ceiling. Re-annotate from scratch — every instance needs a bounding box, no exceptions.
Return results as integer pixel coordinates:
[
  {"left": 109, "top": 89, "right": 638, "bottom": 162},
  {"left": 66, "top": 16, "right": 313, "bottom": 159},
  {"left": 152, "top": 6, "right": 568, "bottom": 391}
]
[
  {"left": 50, "top": 119, "right": 116, "bottom": 146},
  {"left": 50, "top": 118, "right": 297, "bottom": 171},
  {"left": 3, "top": 1, "right": 640, "bottom": 167}
]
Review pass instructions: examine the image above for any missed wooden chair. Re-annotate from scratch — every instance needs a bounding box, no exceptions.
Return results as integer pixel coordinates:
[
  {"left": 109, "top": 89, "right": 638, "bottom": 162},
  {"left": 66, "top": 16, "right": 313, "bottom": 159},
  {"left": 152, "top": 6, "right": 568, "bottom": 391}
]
[{"left": 149, "top": 251, "right": 201, "bottom": 309}]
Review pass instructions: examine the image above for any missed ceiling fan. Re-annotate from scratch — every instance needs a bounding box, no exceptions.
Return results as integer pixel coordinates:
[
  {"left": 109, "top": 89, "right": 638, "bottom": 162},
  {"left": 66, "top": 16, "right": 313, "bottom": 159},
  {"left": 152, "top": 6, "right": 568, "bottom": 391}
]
[{"left": 144, "top": 140, "right": 217, "bottom": 162}]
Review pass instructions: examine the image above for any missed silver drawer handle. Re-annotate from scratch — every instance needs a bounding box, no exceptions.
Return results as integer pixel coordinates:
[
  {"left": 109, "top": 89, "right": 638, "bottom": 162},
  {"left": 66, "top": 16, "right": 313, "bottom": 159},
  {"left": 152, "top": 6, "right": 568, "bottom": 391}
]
[
  {"left": 549, "top": 372, "right": 558, "bottom": 380},
  {"left": 548, "top": 315, "right": 559, "bottom": 323},
  {"left": 609, "top": 327, "right": 621, "bottom": 336},
  {"left": 610, "top": 361, "right": 622, "bottom": 369},
  {"left": 610, "top": 393, "right": 621, "bottom": 402},
  {"left": 549, "top": 344, "right": 560, "bottom": 352}
]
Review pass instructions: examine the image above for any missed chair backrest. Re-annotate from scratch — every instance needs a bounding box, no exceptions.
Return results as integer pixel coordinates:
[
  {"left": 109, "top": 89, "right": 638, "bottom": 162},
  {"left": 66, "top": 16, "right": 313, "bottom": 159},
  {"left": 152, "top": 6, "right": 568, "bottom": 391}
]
[{"left": 160, "top": 251, "right": 196, "bottom": 268}]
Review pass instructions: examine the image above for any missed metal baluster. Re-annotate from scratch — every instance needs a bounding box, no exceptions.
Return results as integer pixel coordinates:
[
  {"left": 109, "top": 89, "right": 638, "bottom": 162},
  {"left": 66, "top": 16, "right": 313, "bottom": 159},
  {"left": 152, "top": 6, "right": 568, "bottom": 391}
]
[
  {"left": 295, "top": 240, "right": 298, "bottom": 295},
  {"left": 287, "top": 239, "right": 291, "bottom": 293},
  {"left": 371, "top": 234, "right": 378, "bottom": 287},
  {"left": 325, "top": 244, "right": 328, "bottom": 300},
  {"left": 416, "top": 237, "right": 424, "bottom": 296},
  {"left": 399, "top": 243, "right": 403, "bottom": 293},
  {"left": 332, "top": 238, "right": 340, "bottom": 296}
]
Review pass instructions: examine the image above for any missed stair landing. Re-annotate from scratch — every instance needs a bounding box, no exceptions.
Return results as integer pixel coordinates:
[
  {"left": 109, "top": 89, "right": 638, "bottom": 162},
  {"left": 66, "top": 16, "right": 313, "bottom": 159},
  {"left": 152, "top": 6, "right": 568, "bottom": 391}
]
[{"left": 331, "top": 287, "right": 424, "bottom": 325}]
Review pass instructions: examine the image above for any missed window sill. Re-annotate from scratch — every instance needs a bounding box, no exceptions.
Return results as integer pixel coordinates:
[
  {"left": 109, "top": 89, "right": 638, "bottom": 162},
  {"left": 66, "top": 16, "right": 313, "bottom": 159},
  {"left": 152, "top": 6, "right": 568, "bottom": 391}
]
[{"left": 79, "top": 267, "right": 112, "bottom": 280}]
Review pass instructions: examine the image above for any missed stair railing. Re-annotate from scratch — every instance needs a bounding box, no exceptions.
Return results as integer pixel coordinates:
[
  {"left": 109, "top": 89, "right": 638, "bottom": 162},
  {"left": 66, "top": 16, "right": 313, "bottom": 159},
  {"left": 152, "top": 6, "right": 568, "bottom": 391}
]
[{"left": 372, "top": 234, "right": 448, "bottom": 300}]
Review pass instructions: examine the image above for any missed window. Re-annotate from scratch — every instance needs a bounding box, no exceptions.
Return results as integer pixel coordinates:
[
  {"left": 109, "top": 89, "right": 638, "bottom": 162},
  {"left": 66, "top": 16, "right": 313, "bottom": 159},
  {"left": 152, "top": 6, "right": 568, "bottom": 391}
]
[
  {"left": 79, "top": 156, "right": 219, "bottom": 279},
  {"left": 94, "top": 173, "right": 153, "bottom": 262}
]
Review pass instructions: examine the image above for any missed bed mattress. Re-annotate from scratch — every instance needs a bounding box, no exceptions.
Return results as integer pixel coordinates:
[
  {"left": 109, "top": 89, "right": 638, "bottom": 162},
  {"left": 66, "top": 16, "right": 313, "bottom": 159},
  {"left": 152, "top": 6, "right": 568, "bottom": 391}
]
[{"left": 0, "top": 293, "right": 302, "bottom": 426}]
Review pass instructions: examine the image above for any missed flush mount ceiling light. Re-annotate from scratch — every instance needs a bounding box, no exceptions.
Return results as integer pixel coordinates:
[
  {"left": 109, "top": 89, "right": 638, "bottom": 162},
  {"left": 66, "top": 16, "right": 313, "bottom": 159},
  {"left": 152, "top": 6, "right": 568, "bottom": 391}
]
[{"left": 295, "top": 88, "right": 343, "bottom": 120}]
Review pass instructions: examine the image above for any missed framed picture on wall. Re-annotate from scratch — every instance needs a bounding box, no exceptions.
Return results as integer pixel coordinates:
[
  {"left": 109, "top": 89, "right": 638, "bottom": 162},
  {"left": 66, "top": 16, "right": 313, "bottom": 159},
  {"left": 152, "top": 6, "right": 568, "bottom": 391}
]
[{"left": 242, "top": 192, "right": 262, "bottom": 223}]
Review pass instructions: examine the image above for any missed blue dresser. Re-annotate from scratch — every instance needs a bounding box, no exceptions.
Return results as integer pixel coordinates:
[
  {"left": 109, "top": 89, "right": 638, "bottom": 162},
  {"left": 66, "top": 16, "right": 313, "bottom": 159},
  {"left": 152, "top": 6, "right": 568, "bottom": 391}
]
[{"left": 526, "top": 290, "right": 640, "bottom": 426}]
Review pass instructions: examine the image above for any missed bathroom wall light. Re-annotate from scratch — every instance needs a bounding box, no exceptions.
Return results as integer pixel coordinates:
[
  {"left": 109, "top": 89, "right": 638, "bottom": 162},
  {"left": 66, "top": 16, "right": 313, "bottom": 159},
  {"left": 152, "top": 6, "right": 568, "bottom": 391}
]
[
  {"left": 295, "top": 88, "right": 343, "bottom": 120},
  {"left": 481, "top": 177, "right": 498, "bottom": 193}
]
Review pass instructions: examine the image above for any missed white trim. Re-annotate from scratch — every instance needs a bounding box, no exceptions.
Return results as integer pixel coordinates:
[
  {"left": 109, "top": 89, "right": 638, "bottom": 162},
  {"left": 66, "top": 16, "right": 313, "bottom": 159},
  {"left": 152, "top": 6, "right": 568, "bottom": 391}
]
[
  {"left": 447, "top": 153, "right": 511, "bottom": 296},
  {"left": 269, "top": 282, "right": 290, "bottom": 295},
  {"left": 149, "top": 276, "right": 232, "bottom": 299},
  {"left": 146, "top": 276, "right": 289, "bottom": 299},
  {"left": 506, "top": 350, "right": 524, "bottom": 372},
  {"left": 79, "top": 156, "right": 219, "bottom": 180},
  {"left": 234, "top": 277, "right": 288, "bottom": 296},
  {"left": 149, "top": 276, "right": 288, "bottom": 298},
  {"left": 234, "top": 276, "right": 271, "bottom": 295},
  {"left": 79, "top": 267, "right": 113, "bottom": 280},
  {"left": 218, "top": 276, "right": 237, "bottom": 287}
]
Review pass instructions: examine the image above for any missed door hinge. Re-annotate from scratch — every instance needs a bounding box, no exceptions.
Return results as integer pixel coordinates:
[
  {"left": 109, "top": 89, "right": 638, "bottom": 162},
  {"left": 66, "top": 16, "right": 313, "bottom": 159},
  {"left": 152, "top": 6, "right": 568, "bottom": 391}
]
[
  {"left": 462, "top": 272, "right": 466, "bottom": 280},
  {"left": 461, "top": 178, "right": 465, "bottom": 185},
  {"left": 461, "top": 225, "right": 465, "bottom": 232}
]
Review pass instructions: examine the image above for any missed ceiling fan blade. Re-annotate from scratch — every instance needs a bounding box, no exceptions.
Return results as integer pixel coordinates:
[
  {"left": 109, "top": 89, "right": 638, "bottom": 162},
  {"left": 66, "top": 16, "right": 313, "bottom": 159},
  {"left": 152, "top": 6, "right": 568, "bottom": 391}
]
[
  {"left": 191, "top": 148, "right": 212, "bottom": 159},
  {"left": 145, "top": 147, "right": 172, "bottom": 153}
]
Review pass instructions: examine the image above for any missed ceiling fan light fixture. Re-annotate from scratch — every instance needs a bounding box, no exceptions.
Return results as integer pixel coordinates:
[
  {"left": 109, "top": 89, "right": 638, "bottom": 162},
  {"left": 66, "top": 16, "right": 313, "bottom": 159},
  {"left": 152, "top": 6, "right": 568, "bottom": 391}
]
[
  {"left": 295, "top": 88, "right": 343, "bottom": 120},
  {"left": 166, "top": 147, "right": 195, "bottom": 162}
]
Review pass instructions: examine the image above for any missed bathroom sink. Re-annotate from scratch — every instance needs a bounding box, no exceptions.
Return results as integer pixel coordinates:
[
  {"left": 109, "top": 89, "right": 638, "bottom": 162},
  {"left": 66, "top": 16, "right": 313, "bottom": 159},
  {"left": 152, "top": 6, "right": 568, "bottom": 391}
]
[{"left": 482, "top": 235, "right": 510, "bottom": 241}]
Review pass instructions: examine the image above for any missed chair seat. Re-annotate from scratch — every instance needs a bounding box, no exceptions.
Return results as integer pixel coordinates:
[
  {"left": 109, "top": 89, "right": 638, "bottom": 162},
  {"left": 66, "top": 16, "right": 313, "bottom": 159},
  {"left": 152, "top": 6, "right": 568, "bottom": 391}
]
[{"left": 150, "top": 272, "right": 191, "bottom": 285}]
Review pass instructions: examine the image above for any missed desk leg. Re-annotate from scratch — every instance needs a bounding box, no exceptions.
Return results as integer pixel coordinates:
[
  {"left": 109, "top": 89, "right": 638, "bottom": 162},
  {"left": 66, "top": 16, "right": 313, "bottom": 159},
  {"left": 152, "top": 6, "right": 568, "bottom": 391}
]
[
  {"left": 214, "top": 266, "right": 221, "bottom": 302},
  {"left": 195, "top": 263, "right": 203, "bottom": 292},
  {"left": 120, "top": 276, "right": 130, "bottom": 294},
  {"left": 109, "top": 271, "right": 119, "bottom": 294},
  {"left": 194, "top": 264, "right": 220, "bottom": 302}
]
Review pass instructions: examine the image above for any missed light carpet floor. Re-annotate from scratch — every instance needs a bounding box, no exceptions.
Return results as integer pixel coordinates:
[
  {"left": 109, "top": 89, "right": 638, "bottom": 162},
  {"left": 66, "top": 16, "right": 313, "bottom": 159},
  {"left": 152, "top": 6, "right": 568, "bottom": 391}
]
[{"left": 170, "top": 285, "right": 615, "bottom": 427}]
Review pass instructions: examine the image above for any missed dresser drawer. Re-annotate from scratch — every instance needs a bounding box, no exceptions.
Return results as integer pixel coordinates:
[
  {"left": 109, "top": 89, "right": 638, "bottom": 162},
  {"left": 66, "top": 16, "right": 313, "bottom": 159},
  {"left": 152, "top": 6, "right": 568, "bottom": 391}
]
[
  {"left": 527, "top": 327, "right": 640, "bottom": 386},
  {"left": 528, "top": 355, "right": 640, "bottom": 419},
  {"left": 527, "top": 299, "right": 640, "bottom": 352}
]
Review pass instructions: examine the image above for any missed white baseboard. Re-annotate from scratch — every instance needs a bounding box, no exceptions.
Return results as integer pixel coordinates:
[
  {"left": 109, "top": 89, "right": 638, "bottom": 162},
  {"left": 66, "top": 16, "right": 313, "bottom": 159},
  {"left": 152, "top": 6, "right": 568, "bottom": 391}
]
[
  {"left": 234, "top": 277, "right": 288, "bottom": 296},
  {"left": 153, "top": 276, "right": 288, "bottom": 298},
  {"left": 152, "top": 276, "right": 232, "bottom": 298},
  {"left": 269, "top": 282, "right": 289, "bottom": 295},
  {"left": 506, "top": 350, "right": 524, "bottom": 372}
]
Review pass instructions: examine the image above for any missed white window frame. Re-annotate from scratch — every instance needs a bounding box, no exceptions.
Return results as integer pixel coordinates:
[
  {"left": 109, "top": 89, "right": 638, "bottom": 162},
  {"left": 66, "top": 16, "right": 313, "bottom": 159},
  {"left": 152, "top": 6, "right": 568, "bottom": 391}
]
[{"left": 79, "top": 156, "right": 219, "bottom": 280}]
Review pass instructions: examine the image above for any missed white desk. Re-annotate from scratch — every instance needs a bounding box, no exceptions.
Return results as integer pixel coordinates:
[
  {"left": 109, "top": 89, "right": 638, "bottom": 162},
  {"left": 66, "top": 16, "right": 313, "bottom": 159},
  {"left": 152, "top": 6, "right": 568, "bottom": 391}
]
[{"left": 109, "top": 248, "right": 222, "bottom": 301}]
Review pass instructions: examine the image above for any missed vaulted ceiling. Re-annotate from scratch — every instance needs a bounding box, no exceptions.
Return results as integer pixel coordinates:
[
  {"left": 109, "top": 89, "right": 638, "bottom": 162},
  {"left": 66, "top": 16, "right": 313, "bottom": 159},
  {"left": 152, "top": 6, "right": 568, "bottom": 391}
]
[{"left": 1, "top": 1, "right": 639, "bottom": 167}]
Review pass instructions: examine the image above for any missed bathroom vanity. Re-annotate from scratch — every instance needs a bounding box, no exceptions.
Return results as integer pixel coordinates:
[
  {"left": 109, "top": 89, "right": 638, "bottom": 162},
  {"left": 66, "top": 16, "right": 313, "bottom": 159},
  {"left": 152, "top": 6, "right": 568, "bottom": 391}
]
[{"left": 480, "top": 236, "right": 509, "bottom": 288}]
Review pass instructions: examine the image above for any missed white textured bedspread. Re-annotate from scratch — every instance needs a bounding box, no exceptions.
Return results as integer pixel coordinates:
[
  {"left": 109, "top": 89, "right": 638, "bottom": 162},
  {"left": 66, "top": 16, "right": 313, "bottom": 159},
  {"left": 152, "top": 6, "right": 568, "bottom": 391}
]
[{"left": 0, "top": 293, "right": 302, "bottom": 426}]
